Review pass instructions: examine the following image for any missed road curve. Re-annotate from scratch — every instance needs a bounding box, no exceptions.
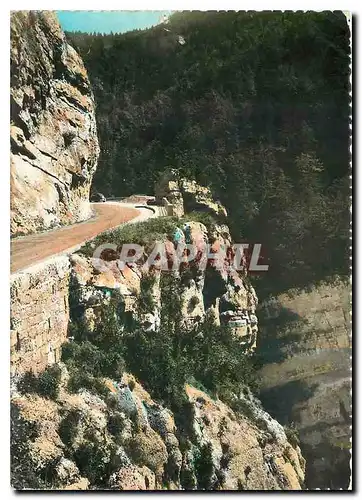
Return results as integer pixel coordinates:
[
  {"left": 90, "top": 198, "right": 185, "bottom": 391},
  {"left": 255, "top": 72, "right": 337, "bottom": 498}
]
[{"left": 11, "top": 202, "right": 149, "bottom": 274}]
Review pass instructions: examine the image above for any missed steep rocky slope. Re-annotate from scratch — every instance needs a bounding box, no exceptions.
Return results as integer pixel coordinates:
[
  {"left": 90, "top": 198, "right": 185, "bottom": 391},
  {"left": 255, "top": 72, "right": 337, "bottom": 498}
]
[
  {"left": 11, "top": 181, "right": 305, "bottom": 490},
  {"left": 10, "top": 11, "right": 99, "bottom": 236},
  {"left": 11, "top": 369, "right": 305, "bottom": 490},
  {"left": 256, "top": 280, "right": 351, "bottom": 489}
]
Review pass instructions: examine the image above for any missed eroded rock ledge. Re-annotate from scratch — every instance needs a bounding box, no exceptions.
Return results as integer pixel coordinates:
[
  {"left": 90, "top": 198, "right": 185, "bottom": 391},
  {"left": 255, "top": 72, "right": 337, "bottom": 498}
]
[
  {"left": 70, "top": 219, "right": 258, "bottom": 351},
  {"left": 10, "top": 11, "right": 99, "bottom": 236}
]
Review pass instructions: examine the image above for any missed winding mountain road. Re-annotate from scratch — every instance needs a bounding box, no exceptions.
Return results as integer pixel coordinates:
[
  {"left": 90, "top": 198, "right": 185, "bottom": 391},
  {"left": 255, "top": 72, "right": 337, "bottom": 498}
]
[{"left": 11, "top": 202, "right": 154, "bottom": 274}]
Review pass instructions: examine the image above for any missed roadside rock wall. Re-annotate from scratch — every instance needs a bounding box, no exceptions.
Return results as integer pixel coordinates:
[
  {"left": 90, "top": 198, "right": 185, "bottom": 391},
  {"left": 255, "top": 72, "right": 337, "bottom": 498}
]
[{"left": 10, "top": 257, "right": 71, "bottom": 376}]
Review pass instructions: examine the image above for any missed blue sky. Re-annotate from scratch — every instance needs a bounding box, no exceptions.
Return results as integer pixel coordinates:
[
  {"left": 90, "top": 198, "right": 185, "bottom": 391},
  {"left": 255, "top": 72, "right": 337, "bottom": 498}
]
[{"left": 56, "top": 11, "right": 172, "bottom": 34}]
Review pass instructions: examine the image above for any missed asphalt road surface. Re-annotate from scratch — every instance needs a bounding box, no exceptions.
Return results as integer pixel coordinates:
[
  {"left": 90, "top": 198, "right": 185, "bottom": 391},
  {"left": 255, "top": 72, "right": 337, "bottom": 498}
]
[{"left": 11, "top": 202, "right": 150, "bottom": 274}]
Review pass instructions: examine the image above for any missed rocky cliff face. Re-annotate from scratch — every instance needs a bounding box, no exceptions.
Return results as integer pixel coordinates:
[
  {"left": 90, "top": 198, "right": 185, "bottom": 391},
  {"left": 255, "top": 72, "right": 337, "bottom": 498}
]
[
  {"left": 10, "top": 11, "right": 99, "bottom": 236},
  {"left": 10, "top": 182, "right": 306, "bottom": 490},
  {"left": 155, "top": 170, "right": 228, "bottom": 219},
  {"left": 256, "top": 280, "right": 351, "bottom": 489},
  {"left": 69, "top": 219, "right": 258, "bottom": 351},
  {"left": 11, "top": 369, "right": 305, "bottom": 490}
]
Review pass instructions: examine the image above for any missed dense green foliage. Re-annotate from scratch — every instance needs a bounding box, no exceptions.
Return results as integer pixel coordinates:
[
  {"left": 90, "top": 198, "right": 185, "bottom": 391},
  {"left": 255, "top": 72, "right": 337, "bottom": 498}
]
[
  {"left": 67, "top": 11, "right": 350, "bottom": 294},
  {"left": 284, "top": 423, "right": 300, "bottom": 448},
  {"left": 62, "top": 322, "right": 125, "bottom": 397},
  {"left": 18, "top": 365, "right": 61, "bottom": 400},
  {"left": 73, "top": 438, "right": 119, "bottom": 485},
  {"left": 194, "top": 443, "right": 214, "bottom": 489}
]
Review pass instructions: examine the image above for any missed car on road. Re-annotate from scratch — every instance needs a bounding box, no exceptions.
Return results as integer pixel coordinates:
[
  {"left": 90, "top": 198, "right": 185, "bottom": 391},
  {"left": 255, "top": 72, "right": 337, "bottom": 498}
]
[
  {"left": 91, "top": 192, "right": 106, "bottom": 202},
  {"left": 146, "top": 198, "right": 158, "bottom": 206}
]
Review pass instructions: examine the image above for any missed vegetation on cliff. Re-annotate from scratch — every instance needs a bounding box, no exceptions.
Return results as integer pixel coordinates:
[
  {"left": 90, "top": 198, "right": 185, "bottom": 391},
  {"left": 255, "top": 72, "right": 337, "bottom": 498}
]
[
  {"left": 64, "top": 271, "right": 259, "bottom": 411},
  {"left": 80, "top": 212, "right": 218, "bottom": 257}
]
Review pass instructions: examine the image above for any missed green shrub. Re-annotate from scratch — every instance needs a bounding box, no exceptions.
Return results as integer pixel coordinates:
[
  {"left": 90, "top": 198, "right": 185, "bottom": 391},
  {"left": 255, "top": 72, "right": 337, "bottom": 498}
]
[
  {"left": 37, "top": 365, "right": 61, "bottom": 400},
  {"left": 138, "top": 273, "right": 157, "bottom": 314},
  {"left": 187, "top": 295, "right": 200, "bottom": 312},
  {"left": 17, "top": 366, "right": 61, "bottom": 400},
  {"left": 62, "top": 338, "right": 125, "bottom": 381},
  {"left": 17, "top": 371, "right": 38, "bottom": 395},
  {"left": 180, "top": 468, "right": 197, "bottom": 490},
  {"left": 194, "top": 443, "right": 214, "bottom": 489},
  {"left": 174, "top": 400, "right": 196, "bottom": 439},
  {"left": 180, "top": 265, "right": 197, "bottom": 286},
  {"left": 107, "top": 413, "right": 126, "bottom": 437},
  {"left": 67, "top": 369, "right": 109, "bottom": 398},
  {"left": 58, "top": 409, "right": 81, "bottom": 446},
  {"left": 61, "top": 341, "right": 79, "bottom": 363},
  {"left": 74, "top": 439, "right": 114, "bottom": 485},
  {"left": 62, "top": 341, "right": 100, "bottom": 374}
]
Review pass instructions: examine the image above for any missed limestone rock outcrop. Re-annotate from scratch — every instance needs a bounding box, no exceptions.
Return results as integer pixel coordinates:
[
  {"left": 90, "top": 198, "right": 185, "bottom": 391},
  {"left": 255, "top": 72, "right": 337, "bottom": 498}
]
[
  {"left": 181, "top": 179, "right": 227, "bottom": 218},
  {"left": 10, "top": 11, "right": 99, "bottom": 236},
  {"left": 154, "top": 171, "right": 227, "bottom": 219},
  {"left": 11, "top": 369, "right": 305, "bottom": 490},
  {"left": 69, "top": 219, "right": 258, "bottom": 349},
  {"left": 154, "top": 171, "right": 184, "bottom": 217}
]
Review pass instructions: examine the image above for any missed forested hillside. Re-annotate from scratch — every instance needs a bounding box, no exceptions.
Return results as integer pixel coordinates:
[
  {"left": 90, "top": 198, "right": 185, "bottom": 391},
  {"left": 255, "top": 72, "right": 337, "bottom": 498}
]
[{"left": 66, "top": 11, "right": 350, "bottom": 295}]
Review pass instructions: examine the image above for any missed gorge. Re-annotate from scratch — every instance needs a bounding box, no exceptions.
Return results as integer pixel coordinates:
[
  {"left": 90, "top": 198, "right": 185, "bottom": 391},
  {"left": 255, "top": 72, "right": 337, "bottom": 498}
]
[{"left": 10, "top": 10, "right": 351, "bottom": 491}]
